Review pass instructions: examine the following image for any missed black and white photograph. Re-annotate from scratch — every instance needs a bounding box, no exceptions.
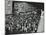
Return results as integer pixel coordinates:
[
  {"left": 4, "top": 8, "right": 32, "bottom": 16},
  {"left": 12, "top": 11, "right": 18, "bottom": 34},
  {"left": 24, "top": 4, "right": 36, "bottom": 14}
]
[{"left": 5, "top": 0, "right": 44, "bottom": 35}]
